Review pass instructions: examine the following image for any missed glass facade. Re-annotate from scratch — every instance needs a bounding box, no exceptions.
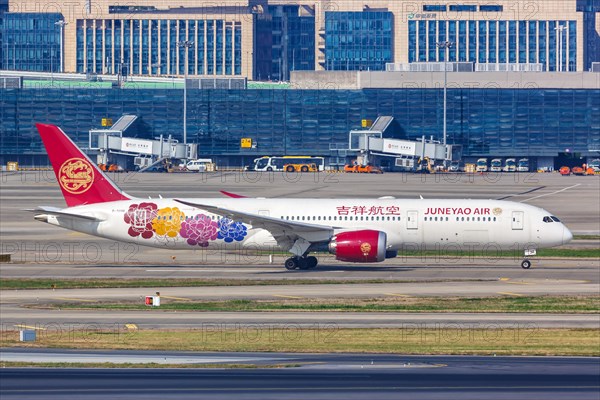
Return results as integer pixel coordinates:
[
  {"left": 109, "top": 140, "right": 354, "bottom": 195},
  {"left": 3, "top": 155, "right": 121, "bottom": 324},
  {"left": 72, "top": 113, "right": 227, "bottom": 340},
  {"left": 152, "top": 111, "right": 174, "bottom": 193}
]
[
  {"left": 75, "top": 19, "right": 242, "bottom": 76},
  {"left": 579, "top": 1, "right": 600, "bottom": 70},
  {"left": 408, "top": 19, "right": 578, "bottom": 71},
  {"left": 255, "top": 6, "right": 316, "bottom": 81},
  {"left": 325, "top": 11, "right": 393, "bottom": 71},
  {"left": 0, "top": 0, "right": 8, "bottom": 66},
  {"left": 1, "top": 88, "right": 598, "bottom": 163},
  {"left": 1, "top": 13, "right": 62, "bottom": 72}
]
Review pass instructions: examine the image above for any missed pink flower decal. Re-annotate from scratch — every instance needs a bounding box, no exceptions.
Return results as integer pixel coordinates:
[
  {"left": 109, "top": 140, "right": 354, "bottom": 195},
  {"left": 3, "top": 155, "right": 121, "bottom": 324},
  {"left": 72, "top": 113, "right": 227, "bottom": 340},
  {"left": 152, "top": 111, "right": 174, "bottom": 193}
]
[
  {"left": 124, "top": 202, "right": 158, "bottom": 239},
  {"left": 180, "top": 214, "right": 219, "bottom": 247}
]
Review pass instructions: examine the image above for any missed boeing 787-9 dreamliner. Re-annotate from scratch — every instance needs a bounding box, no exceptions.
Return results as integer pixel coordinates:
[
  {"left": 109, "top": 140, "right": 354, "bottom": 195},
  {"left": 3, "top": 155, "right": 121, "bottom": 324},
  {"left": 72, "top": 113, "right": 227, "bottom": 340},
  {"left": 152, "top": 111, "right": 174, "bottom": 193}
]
[{"left": 30, "top": 123, "right": 572, "bottom": 270}]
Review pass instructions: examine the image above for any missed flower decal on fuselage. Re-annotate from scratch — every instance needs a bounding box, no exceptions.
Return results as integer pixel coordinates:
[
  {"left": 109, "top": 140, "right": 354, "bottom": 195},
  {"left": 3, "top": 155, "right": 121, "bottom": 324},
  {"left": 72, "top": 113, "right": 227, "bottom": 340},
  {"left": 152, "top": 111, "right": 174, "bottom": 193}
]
[
  {"left": 180, "top": 214, "right": 219, "bottom": 247},
  {"left": 217, "top": 218, "right": 248, "bottom": 243},
  {"left": 152, "top": 207, "right": 185, "bottom": 238},
  {"left": 124, "top": 202, "right": 158, "bottom": 239}
]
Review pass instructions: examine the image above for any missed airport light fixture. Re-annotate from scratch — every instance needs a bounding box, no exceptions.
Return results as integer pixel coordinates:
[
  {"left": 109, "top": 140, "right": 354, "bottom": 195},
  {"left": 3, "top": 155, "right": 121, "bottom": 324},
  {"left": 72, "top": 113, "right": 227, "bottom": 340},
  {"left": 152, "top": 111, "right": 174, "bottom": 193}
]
[
  {"left": 177, "top": 40, "right": 194, "bottom": 145},
  {"left": 436, "top": 41, "right": 454, "bottom": 165},
  {"left": 55, "top": 20, "right": 69, "bottom": 73}
]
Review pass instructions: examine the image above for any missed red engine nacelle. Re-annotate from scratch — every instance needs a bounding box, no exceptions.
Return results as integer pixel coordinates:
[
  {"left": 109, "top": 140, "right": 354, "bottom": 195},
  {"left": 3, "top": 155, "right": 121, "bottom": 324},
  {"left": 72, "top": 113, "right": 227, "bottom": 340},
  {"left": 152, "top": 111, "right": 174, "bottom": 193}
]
[{"left": 328, "top": 230, "right": 387, "bottom": 263}]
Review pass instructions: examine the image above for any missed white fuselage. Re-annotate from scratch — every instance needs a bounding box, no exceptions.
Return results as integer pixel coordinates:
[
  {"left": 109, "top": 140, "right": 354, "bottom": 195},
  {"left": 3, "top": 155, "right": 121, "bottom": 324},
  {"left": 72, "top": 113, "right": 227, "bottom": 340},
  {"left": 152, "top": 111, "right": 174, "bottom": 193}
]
[{"left": 40, "top": 198, "right": 572, "bottom": 253}]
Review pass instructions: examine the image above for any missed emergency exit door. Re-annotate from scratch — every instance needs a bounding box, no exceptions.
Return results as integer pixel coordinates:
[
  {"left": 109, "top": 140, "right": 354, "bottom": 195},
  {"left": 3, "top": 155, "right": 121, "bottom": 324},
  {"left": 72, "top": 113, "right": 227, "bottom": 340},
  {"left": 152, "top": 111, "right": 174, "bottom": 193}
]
[{"left": 407, "top": 211, "right": 419, "bottom": 230}]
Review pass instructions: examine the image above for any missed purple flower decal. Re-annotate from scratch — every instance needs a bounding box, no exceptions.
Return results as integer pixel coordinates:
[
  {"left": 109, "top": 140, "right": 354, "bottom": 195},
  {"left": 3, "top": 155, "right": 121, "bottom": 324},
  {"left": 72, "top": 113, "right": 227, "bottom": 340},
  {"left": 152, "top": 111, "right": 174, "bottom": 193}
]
[
  {"left": 124, "top": 202, "right": 158, "bottom": 239},
  {"left": 217, "top": 218, "right": 248, "bottom": 243},
  {"left": 180, "top": 214, "right": 219, "bottom": 247}
]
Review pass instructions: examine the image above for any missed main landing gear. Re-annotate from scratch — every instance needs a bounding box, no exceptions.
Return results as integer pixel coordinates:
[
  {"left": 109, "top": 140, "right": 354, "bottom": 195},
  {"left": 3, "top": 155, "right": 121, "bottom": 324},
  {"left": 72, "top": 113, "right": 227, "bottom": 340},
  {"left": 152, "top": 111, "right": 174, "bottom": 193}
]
[
  {"left": 521, "top": 259, "right": 532, "bottom": 269},
  {"left": 284, "top": 256, "right": 318, "bottom": 270}
]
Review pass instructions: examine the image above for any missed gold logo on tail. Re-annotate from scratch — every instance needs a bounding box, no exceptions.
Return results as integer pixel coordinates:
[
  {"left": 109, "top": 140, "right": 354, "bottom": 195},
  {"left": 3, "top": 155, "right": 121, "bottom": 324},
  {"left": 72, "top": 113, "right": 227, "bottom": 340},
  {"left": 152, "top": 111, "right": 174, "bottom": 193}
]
[{"left": 59, "top": 158, "right": 94, "bottom": 194}]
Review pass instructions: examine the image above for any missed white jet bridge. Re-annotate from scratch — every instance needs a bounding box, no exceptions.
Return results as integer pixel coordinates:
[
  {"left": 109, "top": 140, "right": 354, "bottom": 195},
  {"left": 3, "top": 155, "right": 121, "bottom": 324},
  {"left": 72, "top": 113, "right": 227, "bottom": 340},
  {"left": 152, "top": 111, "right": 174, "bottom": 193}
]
[
  {"left": 348, "top": 116, "right": 460, "bottom": 171},
  {"left": 88, "top": 114, "right": 197, "bottom": 171}
]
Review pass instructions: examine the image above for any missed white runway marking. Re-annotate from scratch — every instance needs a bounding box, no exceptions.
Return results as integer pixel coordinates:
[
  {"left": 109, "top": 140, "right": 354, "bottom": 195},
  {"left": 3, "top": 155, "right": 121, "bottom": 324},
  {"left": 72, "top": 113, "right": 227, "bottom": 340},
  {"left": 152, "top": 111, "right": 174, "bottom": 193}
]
[{"left": 520, "top": 184, "right": 581, "bottom": 202}]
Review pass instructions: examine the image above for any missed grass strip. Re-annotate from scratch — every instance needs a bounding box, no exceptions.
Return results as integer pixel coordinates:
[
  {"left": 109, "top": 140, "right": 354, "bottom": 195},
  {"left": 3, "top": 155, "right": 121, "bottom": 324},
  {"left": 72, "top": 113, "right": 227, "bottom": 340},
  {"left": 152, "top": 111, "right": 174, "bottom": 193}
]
[
  {"left": 0, "top": 278, "right": 493, "bottom": 290},
  {"left": 40, "top": 296, "right": 600, "bottom": 314},
  {"left": 2, "top": 328, "right": 598, "bottom": 357},
  {"left": 573, "top": 235, "right": 600, "bottom": 240},
  {"left": 253, "top": 248, "right": 600, "bottom": 258}
]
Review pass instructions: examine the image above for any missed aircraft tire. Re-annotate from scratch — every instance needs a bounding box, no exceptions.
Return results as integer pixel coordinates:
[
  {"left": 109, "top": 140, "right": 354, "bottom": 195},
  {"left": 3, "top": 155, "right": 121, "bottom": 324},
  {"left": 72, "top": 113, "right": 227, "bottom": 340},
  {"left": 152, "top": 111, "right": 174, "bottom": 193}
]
[
  {"left": 284, "top": 257, "right": 299, "bottom": 270},
  {"left": 306, "top": 256, "right": 318, "bottom": 269},
  {"left": 298, "top": 258, "right": 310, "bottom": 270},
  {"left": 521, "top": 259, "right": 532, "bottom": 269}
]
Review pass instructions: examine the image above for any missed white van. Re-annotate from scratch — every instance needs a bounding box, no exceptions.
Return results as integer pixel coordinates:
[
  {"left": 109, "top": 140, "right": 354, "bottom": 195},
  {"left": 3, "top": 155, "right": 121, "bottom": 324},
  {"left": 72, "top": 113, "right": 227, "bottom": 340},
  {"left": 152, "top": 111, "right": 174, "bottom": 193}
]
[{"left": 185, "top": 159, "right": 213, "bottom": 172}]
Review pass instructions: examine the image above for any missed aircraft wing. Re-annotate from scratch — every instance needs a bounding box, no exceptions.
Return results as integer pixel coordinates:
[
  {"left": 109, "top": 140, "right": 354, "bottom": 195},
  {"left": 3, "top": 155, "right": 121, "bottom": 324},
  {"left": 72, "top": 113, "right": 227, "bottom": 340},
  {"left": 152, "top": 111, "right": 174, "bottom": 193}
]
[
  {"left": 175, "top": 199, "right": 334, "bottom": 254},
  {"left": 25, "top": 206, "right": 104, "bottom": 222}
]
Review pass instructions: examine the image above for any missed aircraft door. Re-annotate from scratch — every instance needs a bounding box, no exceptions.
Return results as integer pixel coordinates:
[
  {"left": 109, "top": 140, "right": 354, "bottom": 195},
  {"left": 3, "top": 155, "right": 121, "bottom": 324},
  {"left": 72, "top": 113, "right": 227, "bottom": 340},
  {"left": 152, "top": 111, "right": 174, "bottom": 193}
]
[
  {"left": 512, "top": 211, "right": 524, "bottom": 230},
  {"left": 407, "top": 210, "right": 419, "bottom": 230}
]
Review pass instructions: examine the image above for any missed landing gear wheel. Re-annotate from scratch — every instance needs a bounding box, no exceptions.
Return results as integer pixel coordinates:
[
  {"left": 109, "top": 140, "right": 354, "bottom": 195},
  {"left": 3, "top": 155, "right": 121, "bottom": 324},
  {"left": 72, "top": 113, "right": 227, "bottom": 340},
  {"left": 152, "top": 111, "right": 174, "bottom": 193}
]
[
  {"left": 521, "top": 259, "right": 532, "bottom": 269},
  {"left": 284, "top": 257, "right": 299, "bottom": 270},
  {"left": 306, "top": 256, "right": 318, "bottom": 269},
  {"left": 298, "top": 258, "right": 310, "bottom": 270}
]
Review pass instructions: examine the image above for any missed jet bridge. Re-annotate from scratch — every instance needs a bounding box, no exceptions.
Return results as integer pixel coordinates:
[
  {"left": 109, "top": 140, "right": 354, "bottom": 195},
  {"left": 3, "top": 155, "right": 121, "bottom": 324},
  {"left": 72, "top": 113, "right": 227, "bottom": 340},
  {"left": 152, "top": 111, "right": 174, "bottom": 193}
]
[
  {"left": 88, "top": 114, "right": 197, "bottom": 170},
  {"left": 349, "top": 116, "right": 459, "bottom": 171}
]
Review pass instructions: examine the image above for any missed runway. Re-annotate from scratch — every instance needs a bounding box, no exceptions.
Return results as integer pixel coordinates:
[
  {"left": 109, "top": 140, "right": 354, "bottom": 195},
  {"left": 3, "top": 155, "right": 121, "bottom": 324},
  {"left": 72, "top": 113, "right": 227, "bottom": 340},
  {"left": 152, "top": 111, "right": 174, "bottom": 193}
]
[
  {"left": 1, "top": 256, "right": 599, "bottom": 281},
  {"left": 2, "top": 306, "right": 598, "bottom": 328},
  {"left": 1, "top": 350, "right": 599, "bottom": 400}
]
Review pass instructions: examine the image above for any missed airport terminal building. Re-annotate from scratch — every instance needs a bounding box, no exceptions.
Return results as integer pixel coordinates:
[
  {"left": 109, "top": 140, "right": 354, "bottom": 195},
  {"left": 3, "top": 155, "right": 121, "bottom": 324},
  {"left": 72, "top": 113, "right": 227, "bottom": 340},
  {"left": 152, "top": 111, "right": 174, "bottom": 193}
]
[
  {"left": 2, "top": 0, "right": 600, "bottom": 78},
  {"left": 0, "top": 1, "right": 599, "bottom": 168}
]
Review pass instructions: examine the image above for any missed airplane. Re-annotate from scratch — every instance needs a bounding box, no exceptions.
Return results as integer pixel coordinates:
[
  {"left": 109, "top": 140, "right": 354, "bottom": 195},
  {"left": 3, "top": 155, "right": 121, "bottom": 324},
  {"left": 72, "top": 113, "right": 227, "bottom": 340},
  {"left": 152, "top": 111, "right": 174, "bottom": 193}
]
[{"left": 30, "top": 123, "right": 573, "bottom": 271}]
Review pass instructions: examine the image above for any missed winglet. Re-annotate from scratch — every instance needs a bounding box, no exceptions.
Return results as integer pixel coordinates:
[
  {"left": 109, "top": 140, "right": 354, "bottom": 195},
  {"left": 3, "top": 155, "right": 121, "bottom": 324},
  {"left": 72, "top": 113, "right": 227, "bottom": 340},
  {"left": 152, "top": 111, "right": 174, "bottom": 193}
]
[
  {"left": 36, "top": 123, "right": 131, "bottom": 207},
  {"left": 220, "top": 190, "right": 247, "bottom": 198}
]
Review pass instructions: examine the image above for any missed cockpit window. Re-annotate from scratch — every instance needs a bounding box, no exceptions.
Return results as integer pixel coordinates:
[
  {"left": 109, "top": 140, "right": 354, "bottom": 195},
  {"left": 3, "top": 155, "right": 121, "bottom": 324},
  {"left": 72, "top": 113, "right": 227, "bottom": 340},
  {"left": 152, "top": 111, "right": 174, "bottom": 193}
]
[
  {"left": 543, "top": 216, "right": 553, "bottom": 223},
  {"left": 551, "top": 216, "right": 561, "bottom": 222}
]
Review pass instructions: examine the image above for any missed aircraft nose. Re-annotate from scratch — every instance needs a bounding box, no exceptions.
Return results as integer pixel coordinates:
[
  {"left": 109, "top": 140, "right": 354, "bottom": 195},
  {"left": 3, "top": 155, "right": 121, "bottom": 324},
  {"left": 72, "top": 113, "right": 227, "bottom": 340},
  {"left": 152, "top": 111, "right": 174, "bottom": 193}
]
[{"left": 562, "top": 227, "right": 573, "bottom": 245}]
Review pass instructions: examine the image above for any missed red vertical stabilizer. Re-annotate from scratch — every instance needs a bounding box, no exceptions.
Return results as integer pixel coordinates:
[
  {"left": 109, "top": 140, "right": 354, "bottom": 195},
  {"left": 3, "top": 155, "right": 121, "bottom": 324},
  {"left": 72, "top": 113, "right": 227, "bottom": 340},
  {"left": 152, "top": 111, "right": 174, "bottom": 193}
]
[{"left": 36, "top": 123, "right": 131, "bottom": 207}]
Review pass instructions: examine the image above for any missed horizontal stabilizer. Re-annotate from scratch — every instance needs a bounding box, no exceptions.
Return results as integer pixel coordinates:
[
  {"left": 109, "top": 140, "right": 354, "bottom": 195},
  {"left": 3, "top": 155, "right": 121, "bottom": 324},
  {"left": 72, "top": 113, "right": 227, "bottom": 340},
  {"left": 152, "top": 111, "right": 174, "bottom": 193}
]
[{"left": 25, "top": 206, "right": 104, "bottom": 222}]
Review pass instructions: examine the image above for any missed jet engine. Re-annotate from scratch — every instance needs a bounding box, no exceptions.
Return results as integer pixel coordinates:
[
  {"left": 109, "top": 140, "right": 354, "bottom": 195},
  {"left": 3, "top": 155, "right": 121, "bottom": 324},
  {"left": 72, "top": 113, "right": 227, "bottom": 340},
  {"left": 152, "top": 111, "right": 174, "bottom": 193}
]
[{"left": 328, "top": 230, "right": 387, "bottom": 263}]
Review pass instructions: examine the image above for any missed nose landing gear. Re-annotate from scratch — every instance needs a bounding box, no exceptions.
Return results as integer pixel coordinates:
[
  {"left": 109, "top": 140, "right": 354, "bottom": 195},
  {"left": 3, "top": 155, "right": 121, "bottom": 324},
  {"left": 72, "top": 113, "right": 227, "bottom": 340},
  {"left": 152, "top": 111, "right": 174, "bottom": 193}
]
[{"left": 521, "top": 249, "right": 536, "bottom": 269}]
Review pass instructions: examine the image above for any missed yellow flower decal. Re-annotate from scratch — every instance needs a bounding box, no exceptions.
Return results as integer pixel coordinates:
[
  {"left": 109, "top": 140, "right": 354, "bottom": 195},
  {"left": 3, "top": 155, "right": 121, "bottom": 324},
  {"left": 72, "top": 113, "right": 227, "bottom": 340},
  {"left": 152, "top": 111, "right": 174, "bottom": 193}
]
[{"left": 152, "top": 207, "right": 185, "bottom": 238}]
